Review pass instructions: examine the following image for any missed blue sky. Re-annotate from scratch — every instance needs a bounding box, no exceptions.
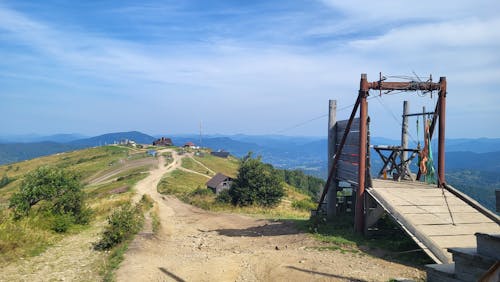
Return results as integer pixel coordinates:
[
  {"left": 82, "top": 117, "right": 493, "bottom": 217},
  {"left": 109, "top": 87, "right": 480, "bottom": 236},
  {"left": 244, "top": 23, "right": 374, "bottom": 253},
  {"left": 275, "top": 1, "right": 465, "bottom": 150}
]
[{"left": 0, "top": 0, "right": 499, "bottom": 139}]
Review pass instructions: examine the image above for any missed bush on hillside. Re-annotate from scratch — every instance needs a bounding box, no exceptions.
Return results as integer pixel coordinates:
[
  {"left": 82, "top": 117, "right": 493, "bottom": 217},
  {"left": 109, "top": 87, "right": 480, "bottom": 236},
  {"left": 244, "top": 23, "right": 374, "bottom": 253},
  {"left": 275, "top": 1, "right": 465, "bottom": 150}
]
[
  {"left": 9, "top": 166, "right": 91, "bottom": 226},
  {"left": 0, "top": 174, "right": 12, "bottom": 189},
  {"left": 229, "top": 153, "right": 284, "bottom": 207},
  {"left": 94, "top": 203, "right": 143, "bottom": 250},
  {"left": 190, "top": 186, "right": 213, "bottom": 197},
  {"left": 291, "top": 199, "right": 317, "bottom": 211},
  {"left": 215, "top": 189, "right": 232, "bottom": 203}
]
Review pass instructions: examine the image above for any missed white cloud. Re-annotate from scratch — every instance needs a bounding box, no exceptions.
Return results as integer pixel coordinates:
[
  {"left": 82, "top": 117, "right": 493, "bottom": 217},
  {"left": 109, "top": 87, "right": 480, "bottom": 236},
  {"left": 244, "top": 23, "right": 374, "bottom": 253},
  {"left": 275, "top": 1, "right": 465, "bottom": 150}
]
[{"left": 0, "top": 2, "right": 499, "bottom": 137}]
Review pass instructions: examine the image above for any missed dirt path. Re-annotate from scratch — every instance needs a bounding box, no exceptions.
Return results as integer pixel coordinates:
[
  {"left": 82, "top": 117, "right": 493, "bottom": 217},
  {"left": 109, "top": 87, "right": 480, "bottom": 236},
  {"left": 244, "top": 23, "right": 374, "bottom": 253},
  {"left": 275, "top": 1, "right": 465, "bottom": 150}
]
[
  {"left": 178, "top": 167, "right": 212, "bottom": 179},
  {"left": 131, "top": 149, "right": 181, "bottom": 203},
  {"left": 86, "top": 157, "right": 159, "bottom": 185},
  {"left": 0, "top": 223, "right": 107, "bottom": 282},
  {"left": 116, "top": 156, "right": 425, "bottom": 282}
]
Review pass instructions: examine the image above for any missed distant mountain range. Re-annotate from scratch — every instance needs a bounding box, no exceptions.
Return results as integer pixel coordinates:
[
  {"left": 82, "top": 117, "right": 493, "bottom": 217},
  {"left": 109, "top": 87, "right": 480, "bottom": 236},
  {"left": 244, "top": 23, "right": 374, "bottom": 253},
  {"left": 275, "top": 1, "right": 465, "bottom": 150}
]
[
  {"left": 1, "top": 132, "right": 500, "bottom": 171},
  {"left": 1, "top": 131, "right": 499, "bottom": 212}
]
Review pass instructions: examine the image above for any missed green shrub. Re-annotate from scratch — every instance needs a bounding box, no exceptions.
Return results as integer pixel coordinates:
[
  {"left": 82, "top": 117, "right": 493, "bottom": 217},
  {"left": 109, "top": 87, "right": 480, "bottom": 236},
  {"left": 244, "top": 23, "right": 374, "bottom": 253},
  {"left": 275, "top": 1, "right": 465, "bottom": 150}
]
[
  {"left": 190, "top": 187, "right": 213, "bottom": 197},
  {"left": 216, "top": 189, "right": 232, "bottom": 203},
  {"left": 94, "top": 203, "right": 143, "bottom": 250},
  {"left": 292, "top": 199, "right": 316, "bottom": 211},
  {"left": 229, "top": 153, "right": 284, "bottom": 207},
  {"left": 9, "top": 166, "right": 90, "bottom": 222},
  {"left": 0, "top": 174, "right": 12, "bottom": 189},
  {"left": 52, "top": 213, "right": 73, "bottom": 233}
]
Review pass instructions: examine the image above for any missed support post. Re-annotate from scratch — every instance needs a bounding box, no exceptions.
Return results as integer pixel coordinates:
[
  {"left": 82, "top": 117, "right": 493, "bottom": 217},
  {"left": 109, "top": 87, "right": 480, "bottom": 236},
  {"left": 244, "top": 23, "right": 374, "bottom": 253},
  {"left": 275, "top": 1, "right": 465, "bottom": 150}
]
[
  {"left": 438, "top": 77, "right": 447, "bottom": 187},
  {"left": 401, "top": 101, "right": 409, "bottom": 175},
  {"left": 327, "top": 100, "right": 337, "bottom": 218},
  {"left": 355, "top": 74, "right": 369, "bottom": 234}
]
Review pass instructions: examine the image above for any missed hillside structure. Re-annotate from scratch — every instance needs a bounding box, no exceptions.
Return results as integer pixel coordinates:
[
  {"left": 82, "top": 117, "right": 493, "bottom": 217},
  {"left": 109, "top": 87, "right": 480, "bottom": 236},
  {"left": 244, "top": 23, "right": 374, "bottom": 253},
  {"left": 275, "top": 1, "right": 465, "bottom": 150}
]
[
  {"left": 153, "top": 137, "right": 173, "bottom": 146},
  {"left": 316, "top": 73, "right": 500, "bottom": 272},
  {"left": 211, "top": 150, "right": 230, "bottom": 158},
  {"left": 183, "top": 142, "right": 197, "bottom": 149},
  {"left": 206, "top": 173, "right": 233, "bottom": 194}
]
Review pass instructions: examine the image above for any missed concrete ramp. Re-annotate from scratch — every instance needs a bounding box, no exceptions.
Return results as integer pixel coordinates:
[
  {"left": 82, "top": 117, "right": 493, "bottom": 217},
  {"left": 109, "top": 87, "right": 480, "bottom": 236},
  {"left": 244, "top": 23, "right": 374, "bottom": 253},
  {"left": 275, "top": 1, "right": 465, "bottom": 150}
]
[{"left": 368, "top": 179, "right": 500, "bottom": 263}]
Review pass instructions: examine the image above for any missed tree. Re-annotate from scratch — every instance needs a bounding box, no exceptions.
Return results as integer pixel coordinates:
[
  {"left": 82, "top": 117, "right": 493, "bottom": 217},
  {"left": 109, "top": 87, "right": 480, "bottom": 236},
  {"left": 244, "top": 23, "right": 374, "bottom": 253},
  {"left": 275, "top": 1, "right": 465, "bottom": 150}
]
[
  {"left": 229, "top": 153, "right": 284, "bottom": 207},
  {"left": 9, "top": 166, "right": 89, "bottom": 223}
]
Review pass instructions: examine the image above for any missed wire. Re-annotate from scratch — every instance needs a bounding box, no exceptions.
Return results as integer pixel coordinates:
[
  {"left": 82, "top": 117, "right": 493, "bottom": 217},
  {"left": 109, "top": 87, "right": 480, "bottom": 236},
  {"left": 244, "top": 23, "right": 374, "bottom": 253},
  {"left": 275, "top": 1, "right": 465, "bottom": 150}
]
[
  {"left": 275, "top": 96, "right": 381, "bottom": 134},
  {"left": 375, "top": 96, "right": 418, "bottom": 144},
  {"left": 275, "top": 113, "right": 328, "bottom": 133}
]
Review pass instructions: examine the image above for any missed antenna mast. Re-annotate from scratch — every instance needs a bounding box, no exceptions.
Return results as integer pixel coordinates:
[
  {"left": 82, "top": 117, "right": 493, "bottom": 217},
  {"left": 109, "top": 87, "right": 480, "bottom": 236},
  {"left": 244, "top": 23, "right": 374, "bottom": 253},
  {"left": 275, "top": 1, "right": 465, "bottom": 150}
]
[{"left": 199, "top": 121, "right": 202, "bottom": 148}]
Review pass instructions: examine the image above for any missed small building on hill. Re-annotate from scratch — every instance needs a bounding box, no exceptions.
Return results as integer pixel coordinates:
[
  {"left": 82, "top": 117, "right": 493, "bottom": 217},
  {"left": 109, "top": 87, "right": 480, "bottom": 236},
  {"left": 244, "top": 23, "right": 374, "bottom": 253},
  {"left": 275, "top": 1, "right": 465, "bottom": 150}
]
[
  {"left": 211, "top": 150, "right": 230, "bottom": 158},
  {"left": 153, "top": 137, "right": 173, "bottom": 146},
  {"left": 184, "top": 142, "right": 196, "bottom": 149},
  {"left": 119, "top": 139, "right": 137, "bottom": 147},
  {"left": 206, "top": 173, "right": 233, "bottom": 194}
]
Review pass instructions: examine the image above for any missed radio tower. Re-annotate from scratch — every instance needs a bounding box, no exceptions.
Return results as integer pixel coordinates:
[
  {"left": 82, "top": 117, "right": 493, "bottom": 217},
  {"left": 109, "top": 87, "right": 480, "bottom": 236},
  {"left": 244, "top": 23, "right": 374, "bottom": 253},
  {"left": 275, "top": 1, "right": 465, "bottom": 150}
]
[{"left": 199, "top": 121, "right": 203, "bottom": 148}]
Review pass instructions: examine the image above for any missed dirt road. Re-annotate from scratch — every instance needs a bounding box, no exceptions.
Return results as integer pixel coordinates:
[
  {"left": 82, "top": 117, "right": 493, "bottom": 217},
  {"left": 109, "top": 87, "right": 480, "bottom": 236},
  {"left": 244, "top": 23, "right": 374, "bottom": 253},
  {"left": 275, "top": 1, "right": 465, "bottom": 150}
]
[{"left": 116, "top": 152, "right": 425, "bottom": 281}]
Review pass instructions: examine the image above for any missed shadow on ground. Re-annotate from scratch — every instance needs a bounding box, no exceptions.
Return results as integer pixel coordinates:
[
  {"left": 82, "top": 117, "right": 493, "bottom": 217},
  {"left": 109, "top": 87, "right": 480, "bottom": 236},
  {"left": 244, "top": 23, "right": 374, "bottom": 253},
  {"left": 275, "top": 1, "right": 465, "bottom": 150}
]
[
  {"left": 287, "top": 266, "right": 368, "bottom": 282},
  {"left": 210, "top": 220, "right": 306, "bottom": 237},
  {"left": 159, "top": 267, "right": 186, "bottom": 282}
]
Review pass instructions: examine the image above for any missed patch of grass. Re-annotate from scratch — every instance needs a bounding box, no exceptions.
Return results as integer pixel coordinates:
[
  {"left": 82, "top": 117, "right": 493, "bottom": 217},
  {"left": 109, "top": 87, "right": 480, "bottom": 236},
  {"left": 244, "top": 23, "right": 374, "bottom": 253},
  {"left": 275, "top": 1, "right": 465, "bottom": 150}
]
[
  {"left": 151, "top": 205, "right": 160, "bottom": 234},
  {"left": 291, "top": 199, "right": 317, "bottom": 211},
  {"left": 161, "top": 152, "right": 173, "bottom": 167},
  {"left": 0, "top": 209, "right": 62, "bottom": 263},
  {"left": 181, "top": 157, "right": 214, "bottom": 175},
  {"left": 0, "top": 174, "right": 14, "bottom": 189},
  {"left": 93, "top": 202, "right": 144, "bottom": 250},
  {"left": 295, "top": 215, "right": 434, "bottom": 266},
  {"left": 157, "top": 169, "right": 208, "bottom": 196},
  {"left": 86, "top": 172, "right": 148, "bottom": 200},
  {"left": 101, "top": 241, "right": 129, "bottom": 282},
  {"left": 0, "top": 146, "right": 130, "bottom": 184},
  {"left": 97, "top": 195, "right": 156, "bottom": 280},
  {"left": 193, "top": 155, "right": 239, "bottom": 178}
]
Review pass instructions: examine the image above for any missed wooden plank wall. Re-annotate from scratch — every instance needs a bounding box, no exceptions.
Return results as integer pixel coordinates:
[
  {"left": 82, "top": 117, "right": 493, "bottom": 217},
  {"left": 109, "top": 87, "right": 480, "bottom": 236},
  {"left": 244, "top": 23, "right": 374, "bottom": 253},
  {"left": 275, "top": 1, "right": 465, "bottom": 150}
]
[{"left": 336, "top": 118, "right": 360, "bottom": 184}]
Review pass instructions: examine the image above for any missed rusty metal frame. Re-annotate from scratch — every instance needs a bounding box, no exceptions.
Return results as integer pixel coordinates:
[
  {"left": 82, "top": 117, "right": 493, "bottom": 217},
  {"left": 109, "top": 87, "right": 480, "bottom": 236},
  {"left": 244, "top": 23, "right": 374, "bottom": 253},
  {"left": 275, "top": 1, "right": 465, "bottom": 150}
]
[{"left": 316, "top": 73, "right": 447, "bottom": 234}]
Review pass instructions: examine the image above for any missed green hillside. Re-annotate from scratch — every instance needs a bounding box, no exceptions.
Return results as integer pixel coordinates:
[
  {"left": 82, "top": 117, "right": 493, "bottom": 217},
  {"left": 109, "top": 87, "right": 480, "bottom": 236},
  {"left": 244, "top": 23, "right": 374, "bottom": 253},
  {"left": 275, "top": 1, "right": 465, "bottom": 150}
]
[
  {"left": 158, "top": 153, "right": 316, "bottom": 219},
  {"left": 0, "top": 145, "right": 155, "bottom": 265},
  {"left": 0, "top": 145, "right": 318, "bottom": 266}
]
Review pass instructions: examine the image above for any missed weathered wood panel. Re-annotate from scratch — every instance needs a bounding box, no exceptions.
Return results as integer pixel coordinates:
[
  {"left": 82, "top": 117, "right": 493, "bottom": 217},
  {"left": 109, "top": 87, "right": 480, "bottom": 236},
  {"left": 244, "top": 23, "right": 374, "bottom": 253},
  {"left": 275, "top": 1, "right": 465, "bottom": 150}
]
[
  {"left": 335, "top": 131, "right": 360, "bottom": 147},
  {"left": 369, "top": 179, "right": 500, "bottom": 263},
  {"left": 337, "top": 168, "right": 358, "bottom": 183},
  {"left": 337, "top": 118, "right": 360, "bottom": 134},
  {"left": 338, "top": 152, "right": 359, "bottom": 163},
  {"left": 339, "top": 145, "right": 359, "bottom": 155}
]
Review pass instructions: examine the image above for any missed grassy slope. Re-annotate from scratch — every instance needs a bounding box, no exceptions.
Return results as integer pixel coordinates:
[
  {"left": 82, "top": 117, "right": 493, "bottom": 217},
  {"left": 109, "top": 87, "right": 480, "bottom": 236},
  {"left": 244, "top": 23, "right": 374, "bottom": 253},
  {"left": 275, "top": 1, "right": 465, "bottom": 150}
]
[
  {"left": 193, "top": 154, "right": 239, "bottom": 178},
  {"left": 159, "top": 154, "right": 313, "bottom": 219},
  {"left": 181, "top": 157, "right": 214, "bottom": 176},
  {"left": 0, "top": 145, "right": 152, "bottom": 265}
]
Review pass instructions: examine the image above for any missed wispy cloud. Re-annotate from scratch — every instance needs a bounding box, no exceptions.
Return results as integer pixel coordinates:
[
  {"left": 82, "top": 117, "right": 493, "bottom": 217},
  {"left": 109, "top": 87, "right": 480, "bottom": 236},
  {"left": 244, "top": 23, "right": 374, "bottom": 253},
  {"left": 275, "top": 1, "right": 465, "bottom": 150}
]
[{"left": 0, "top": 1, "right": 499, "bottom": 137}]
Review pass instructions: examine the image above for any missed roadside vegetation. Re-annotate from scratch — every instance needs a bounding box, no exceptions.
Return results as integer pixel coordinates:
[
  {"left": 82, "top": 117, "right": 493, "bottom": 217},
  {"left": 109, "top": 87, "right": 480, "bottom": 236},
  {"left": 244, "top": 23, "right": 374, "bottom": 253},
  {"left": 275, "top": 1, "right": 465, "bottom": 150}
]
[
  {"left": 0, "top": 145, "right": 152, "bottom": 270},
  {"left": 94, "top": 195, "right": 154, "bottom": 282},
  {"left": 224, "top": 153, "right": 284, "bottom": 207},
  {"left": 158, "top": 152, "right": 315, "bottom": 219},
  {"left": 300, "top": 214, "right": 434, "bottom": 266}
]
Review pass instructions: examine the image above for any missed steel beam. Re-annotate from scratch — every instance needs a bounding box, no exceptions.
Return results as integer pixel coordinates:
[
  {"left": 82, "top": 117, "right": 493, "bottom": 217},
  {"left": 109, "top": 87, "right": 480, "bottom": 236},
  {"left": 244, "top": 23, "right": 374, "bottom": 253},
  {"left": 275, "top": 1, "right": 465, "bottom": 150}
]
[{"left": 368, "top": 81, "right": 441, "bottom": 91}]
